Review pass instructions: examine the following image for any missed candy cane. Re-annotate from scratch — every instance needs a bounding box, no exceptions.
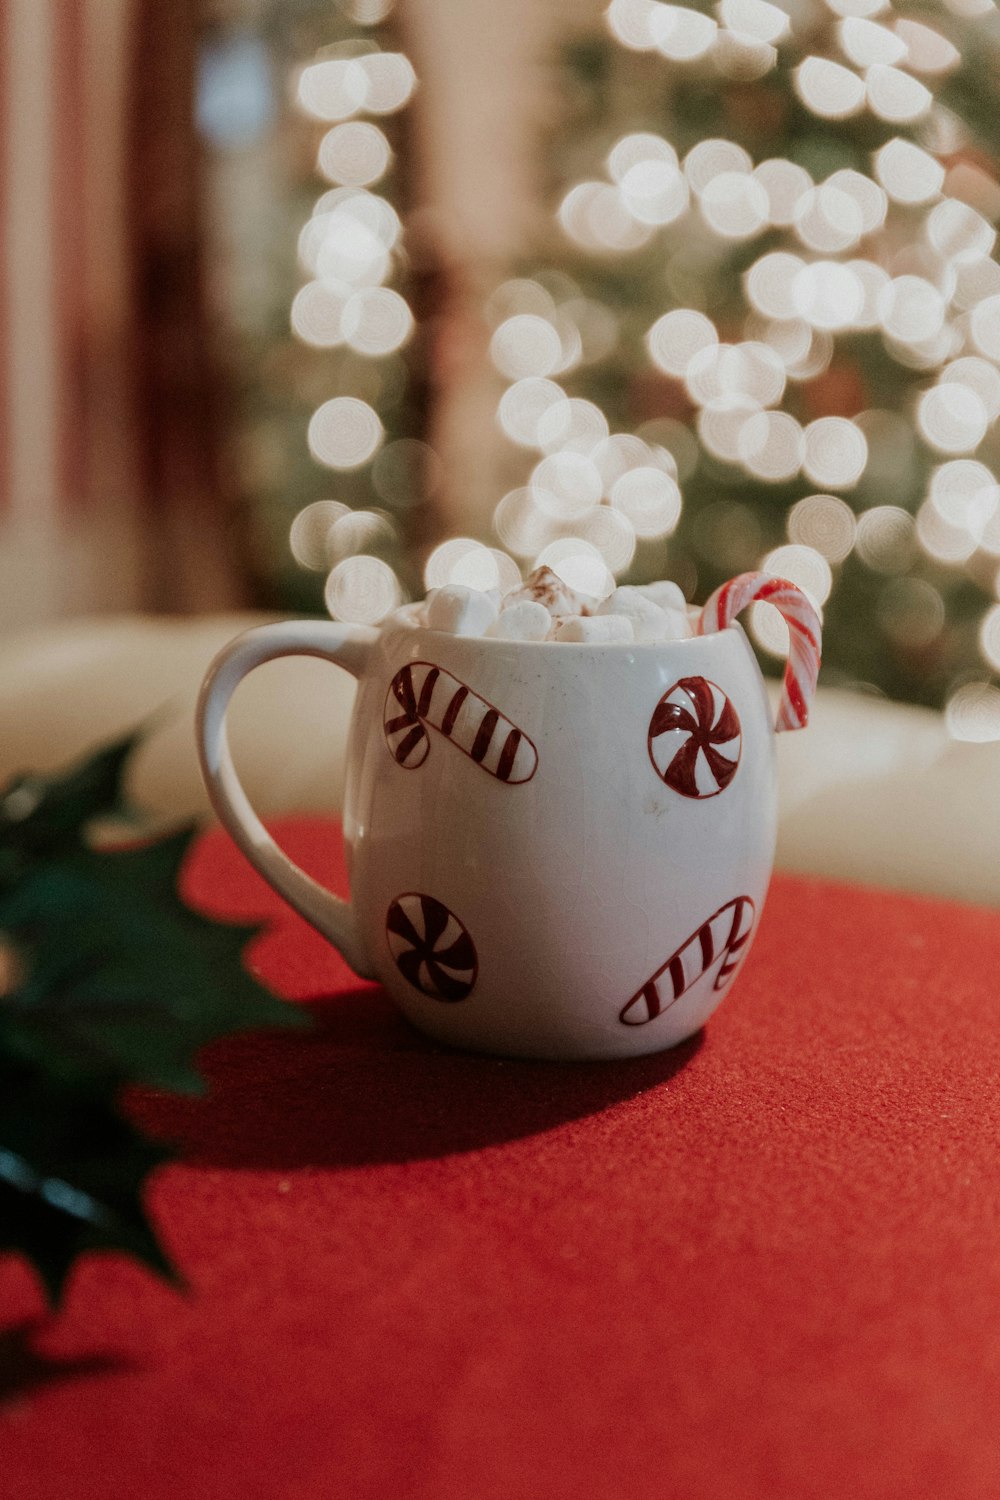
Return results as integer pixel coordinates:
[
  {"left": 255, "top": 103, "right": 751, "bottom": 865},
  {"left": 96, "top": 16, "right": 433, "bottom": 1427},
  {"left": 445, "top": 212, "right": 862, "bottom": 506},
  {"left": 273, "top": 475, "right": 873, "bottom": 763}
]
[
  {"left": 620, "top": 896, "right": 756, "bottom": 1027},
  {"left": 698, "top": 573, "right": 822, "bottom": 732},
  {"left": 384, "top": 661, "right": 538, "bottom": 784}
]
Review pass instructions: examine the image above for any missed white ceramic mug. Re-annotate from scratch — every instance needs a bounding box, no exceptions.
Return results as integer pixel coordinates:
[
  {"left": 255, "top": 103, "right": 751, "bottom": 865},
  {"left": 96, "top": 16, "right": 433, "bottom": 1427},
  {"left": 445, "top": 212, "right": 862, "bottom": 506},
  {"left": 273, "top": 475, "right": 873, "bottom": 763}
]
[{"left": 197, "top": 606, "right": 789, "bottom": 1059}]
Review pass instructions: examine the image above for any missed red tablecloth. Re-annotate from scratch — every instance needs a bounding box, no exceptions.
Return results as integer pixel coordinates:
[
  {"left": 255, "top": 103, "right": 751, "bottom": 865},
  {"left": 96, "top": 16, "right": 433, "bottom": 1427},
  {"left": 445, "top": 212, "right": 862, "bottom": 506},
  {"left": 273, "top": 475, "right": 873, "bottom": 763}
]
[{"left": 2, "top": 819, "right": 1000, "bottom": 1499}]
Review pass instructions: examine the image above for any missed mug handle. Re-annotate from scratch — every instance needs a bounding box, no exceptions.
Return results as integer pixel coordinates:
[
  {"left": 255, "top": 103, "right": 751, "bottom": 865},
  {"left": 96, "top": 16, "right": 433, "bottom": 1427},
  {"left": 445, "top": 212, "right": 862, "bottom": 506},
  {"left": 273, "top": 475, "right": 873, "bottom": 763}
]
[{"left": 196, "top": 619, "right": 379, "bottom": 978}]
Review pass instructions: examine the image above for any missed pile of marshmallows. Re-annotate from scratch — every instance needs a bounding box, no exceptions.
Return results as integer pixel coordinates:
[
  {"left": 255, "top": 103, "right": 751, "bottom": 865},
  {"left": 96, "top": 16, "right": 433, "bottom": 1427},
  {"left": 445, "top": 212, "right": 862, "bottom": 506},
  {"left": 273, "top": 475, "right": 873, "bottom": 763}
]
[{"left": 403, "top": 567, "right": 697, "bottom": 645}]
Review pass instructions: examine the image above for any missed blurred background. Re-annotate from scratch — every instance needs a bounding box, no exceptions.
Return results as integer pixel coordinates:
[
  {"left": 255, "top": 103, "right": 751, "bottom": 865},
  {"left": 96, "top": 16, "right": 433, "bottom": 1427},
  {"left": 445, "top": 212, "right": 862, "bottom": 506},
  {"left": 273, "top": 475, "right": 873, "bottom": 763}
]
[{"left": 5, "top": 0, "right": 1000, "bottom": 896}]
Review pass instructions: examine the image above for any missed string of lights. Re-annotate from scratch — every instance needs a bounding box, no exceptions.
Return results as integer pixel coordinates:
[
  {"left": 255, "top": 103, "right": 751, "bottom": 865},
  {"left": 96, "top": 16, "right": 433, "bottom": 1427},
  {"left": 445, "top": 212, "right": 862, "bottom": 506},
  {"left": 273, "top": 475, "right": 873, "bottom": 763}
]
[{"left": 484, "top": 0, "right": 1000, "bottom": 729}]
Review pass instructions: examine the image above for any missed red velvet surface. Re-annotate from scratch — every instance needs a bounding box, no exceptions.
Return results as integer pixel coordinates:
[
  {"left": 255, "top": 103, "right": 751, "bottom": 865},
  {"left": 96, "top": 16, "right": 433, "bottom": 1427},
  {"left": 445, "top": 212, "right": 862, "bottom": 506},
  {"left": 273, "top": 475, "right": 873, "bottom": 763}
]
[{"left": 3, "top": 819, "right": 1000, "bottom": 1499}]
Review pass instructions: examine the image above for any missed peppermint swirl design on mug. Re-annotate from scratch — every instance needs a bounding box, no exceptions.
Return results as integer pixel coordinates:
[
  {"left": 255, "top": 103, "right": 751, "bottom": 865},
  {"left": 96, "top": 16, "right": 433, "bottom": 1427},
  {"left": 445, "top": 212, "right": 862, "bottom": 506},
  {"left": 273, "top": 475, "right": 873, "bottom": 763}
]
[
  {"left": 620, "top": 896, "right": 756, "bottom": 1027},
  {"left": 383, "top": 662, "right": 538, "bottom": 784},
  {"left": 386, "top": 893, "right": 479, "bottom": 1003},
  {"left": 648, "top": 676, "right": 742, "bottom": 798}
]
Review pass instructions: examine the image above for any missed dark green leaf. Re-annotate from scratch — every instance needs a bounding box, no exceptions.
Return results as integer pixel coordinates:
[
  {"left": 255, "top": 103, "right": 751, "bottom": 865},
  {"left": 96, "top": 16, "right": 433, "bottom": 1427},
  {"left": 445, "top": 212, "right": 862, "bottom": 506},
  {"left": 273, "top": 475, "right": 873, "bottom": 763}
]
[
  {"left": 0, "top": 1060, "right": 178, "bottom": 1306},
  {"left": 0, "top": 732, "right": 309, "bottom": 1304}
]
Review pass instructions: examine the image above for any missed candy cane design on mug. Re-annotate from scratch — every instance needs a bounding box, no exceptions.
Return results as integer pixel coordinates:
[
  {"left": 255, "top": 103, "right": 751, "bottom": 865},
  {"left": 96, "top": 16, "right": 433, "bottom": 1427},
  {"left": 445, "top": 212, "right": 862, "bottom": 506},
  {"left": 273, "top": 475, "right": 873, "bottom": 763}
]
[
  {"left": 386, "top": 892, "right": 479, "bottom": 1002},
  {"left": 620, "top": 896, "right": 756, "bottom": 1026},
  {"left": 384, "top": 662, "right": 539, "bottom": 783},
  {"left": 648, "top": 676, "right": 741, "bottom": 798}
]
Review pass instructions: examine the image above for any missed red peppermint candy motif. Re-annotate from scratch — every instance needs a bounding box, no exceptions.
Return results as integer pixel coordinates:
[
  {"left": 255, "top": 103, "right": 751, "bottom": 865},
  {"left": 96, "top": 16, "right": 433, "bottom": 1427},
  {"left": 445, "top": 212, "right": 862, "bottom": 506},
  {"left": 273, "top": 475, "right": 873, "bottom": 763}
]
[
  {"left": 386, "top": 893, "right": 479, "bottom": 1003},
  {"left": 648, "top": 676, "right": 741, "bottom": 799}
]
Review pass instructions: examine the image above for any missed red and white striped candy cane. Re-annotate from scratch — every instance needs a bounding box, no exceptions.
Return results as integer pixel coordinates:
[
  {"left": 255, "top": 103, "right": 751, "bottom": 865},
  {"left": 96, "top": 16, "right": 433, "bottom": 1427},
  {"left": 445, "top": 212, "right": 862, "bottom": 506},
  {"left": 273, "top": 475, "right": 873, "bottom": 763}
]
[
  {"left": 384, "top": 661, "right": 538, "bottom": 784},
  {"left": 698, "top": 573, "right": 822, "bottom": 732},
  {"left": 620, "top": 895, "right": 756, "bottom": 1027}
]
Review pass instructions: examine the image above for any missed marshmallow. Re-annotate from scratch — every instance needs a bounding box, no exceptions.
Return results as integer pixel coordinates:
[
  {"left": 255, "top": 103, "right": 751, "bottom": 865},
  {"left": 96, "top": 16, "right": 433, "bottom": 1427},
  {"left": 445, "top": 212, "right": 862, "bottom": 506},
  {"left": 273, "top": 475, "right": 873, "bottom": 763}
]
[
  {"left": 598, "top": 587, "right": 673, "bottom": 643},
  {"left": 504, "top": 566, "right": 598, "bottom": 620},
  {"left": 636, "top": 580, "right": 687, "bottom": 613},
  {"left": 426, "top": 584, "right": 499, "bottom": 637},
  {"left": 488, "top": 600, "right": 552, "bottom": 642},
  {"left": 554, "top": 613, "right": 635, "bottom": 643},
  {"left": 393, "top": 601, "right": 430, "bottom": 629},
  {"left": 657, "top": 608, "right": 694, "bottom": 642}
]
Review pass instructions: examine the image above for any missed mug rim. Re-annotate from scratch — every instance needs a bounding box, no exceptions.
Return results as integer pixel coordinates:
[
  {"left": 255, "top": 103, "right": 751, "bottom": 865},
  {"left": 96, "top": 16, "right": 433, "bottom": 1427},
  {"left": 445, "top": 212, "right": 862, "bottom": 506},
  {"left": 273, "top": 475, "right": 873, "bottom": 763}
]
[{"left": 383, "top": 610, "right": 746, "bottom": 651}]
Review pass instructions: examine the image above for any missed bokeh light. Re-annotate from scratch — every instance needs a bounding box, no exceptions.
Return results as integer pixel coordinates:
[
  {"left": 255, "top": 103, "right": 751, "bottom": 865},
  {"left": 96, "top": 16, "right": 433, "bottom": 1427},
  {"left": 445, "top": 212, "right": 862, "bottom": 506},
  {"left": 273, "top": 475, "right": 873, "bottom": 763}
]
[
  {"left": 683, "top": 139, "right": 753, "bottom": 193},
  {"left": 878, "top": 276, "right": 945, "bottom": 342},
  {"left": 895, "top": 18, "right": 960, "bottom": 73},
  {"left": 738, "top": 411, "right": 804, "bottom": 481},
  {"left": 978, "top": 604, "right": 1000, "bottom": 670},
  {"left": 929, "top": 460, "right": 1000, "bottom": 535},
  {"left": 609, "top": 466, "right": 682, "bottom": 535},
  {"left": 802, "top": 418, "right": 868, "bottom": 488},
  {"left": 793, "top": 261, "right": 864, "bottom": 329},
  {"left": 490, "top": 315, "right": 563, "bottom": 380},
  {"left": 945, "top": 682, "right": 1000, "bottom": 742},
  {"left": 308, "top": 397, "right": 384, "bottom": 469},
  {"left": 290, "top": 500, "right": 351, "bottom": 570},
  {"left": 359, "top": 52, "right": 417, "bottom": 114},
  {"left": 839, "top": 16, "right": 907, "bottom": 66},
  {"left": 291, "top": 280, "right": 351, "bottom": 347},
  {"left": 866, "top": 63, "right": 932, "bottom": 122},
  {"left": 855, "top": 506, "right": 916, "bottom": 573},
  {"left": 578, "top": 505, "right": 638, "bottom": 571},
  {"left": 318, "top": 121, "right": 391, "bottom": 186},
  {"left": 916, "top": 497, "right": 978, "bottom": 562},
  {"left": 621, "top": 159, "right": 689, "bottom": 224},
  {"left": 874, "top": 137, "right": 944, "bottom": 203},
  {"left": 752, "top": 159, "right": 812, "bottom": 224},
  {"left": 788, "top": 494, "right": 857, "bottom": 562},
  {"left": 877, "top": 578, "right": 946, "bottom": 647},
  {"left": 325, "top": 555, "right": 401, "bottom": 623},
  {"left": 493, "top": 488, "right": 558, "bottom": 558},
  {"left": 559, "top": 182, "right": 653, "bottom": 253},
  {"left": 762, "top": 543, "right": 833, "bottom": 605},
  {"left": 651, "top": 4, "right": 718, "bottom": 59},
  {"left": 498, "top": 378, "right": 568, "bottom": 449},
  {"left": 647, "top": 309, "right": 718, "bottom": 376},
  {"left": 917, "top": 384, "right": 988, "bottom": 455},
  {"left": 537, "top": 396, "right": 609, "bottom": 454},
  {"left": 795, "top": 57, "right": 866, "bottom": 119},
  {"left": 342, "top": 287, "right": 413, "bottom": 355},
  {"left": 746, "top": 252, "right": 806, "bottom": 319},
  {"left": 531, "top": 452, "right": 604, "bottom": 519},
  {"left": 297, "top": 58, "right": 369, "bottom": 121},
  {"left": 327, "top": 508, "right": 396, "bottom": 562},
  {"left": 927, "top": 198, "right": 996, "bottom": 263},
  {"left": 700, "top": 172, "right": 769, "bottom": 238}
]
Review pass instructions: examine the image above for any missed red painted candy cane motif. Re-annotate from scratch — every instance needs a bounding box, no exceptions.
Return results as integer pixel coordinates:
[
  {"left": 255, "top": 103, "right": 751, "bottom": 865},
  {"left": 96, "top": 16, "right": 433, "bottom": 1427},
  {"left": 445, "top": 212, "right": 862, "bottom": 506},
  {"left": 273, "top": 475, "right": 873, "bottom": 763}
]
[
  {"left": 386, "top": 892, "right": 479, "bottom": 1002},
  {"left": 648, "top": 676, "right": 741, "bottom": 799},
  {"left": 698, "top": 573, "right": 822, "bottom": 732},
  {"left": 384, "top": 662, "right": 538, "bottom": 783},
  {"left": 619, "top": 896, "right": 756, "bottom": 1026}
]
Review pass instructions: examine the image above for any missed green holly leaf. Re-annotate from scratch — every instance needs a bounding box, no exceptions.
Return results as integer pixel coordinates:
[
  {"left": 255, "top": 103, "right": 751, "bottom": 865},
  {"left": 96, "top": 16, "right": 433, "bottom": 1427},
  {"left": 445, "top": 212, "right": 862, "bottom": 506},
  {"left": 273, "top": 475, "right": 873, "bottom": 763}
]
[
  {"left": 0, "top": 833, "right": 305, "bottom": 1095},
  {"left": 0, "top": 1058, "right": 178, "bottom": 1306},
  {"left": 0, "top": 733, "right": 308, "bottom": 1304},
  {"left": 0, "top": 734, "right": 138, "bottom": 858}
]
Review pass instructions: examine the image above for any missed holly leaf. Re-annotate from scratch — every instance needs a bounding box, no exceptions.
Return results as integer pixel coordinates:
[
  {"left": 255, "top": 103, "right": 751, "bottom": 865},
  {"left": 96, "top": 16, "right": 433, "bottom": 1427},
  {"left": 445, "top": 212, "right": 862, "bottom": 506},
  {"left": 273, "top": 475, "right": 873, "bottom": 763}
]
[
  {"left": 1, "top": 832, "right": 305, "bottom": 1095},
  {"left": 0, "top": 732, "right": 308, "bottom": 1304},
  {"left": 0, "top": 1058, "right": 178, "bottom": 1306},
  {"left": 0, "top": 734, "right": 138, "bottom": 859}
]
